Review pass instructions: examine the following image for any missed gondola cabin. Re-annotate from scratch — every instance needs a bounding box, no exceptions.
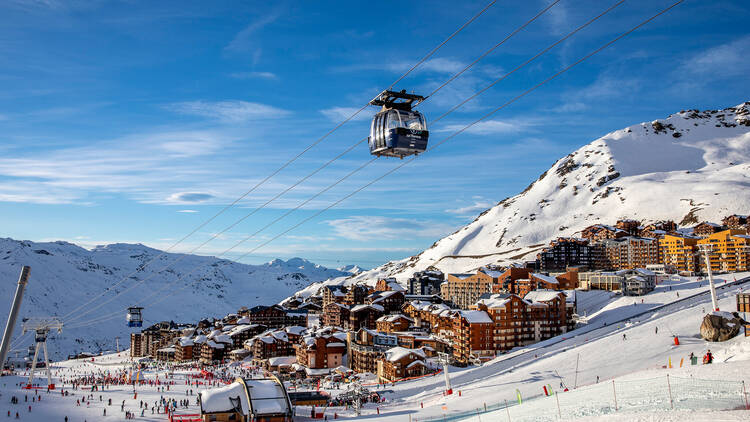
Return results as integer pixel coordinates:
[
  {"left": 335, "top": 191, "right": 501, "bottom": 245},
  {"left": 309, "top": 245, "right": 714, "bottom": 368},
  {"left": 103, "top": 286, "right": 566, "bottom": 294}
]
[
  {"left": 369, "top": 90, "right": 429, "bottom": 158},
  {"left": 126, "top": 306, "right": 143, "bottom": 328}
]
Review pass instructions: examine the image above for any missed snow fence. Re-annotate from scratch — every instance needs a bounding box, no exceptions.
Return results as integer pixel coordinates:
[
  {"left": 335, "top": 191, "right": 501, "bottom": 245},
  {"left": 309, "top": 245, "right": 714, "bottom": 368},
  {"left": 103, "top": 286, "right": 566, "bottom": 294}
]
[{"left": 416, "top": 375, "right": 748, "bottom": 422}]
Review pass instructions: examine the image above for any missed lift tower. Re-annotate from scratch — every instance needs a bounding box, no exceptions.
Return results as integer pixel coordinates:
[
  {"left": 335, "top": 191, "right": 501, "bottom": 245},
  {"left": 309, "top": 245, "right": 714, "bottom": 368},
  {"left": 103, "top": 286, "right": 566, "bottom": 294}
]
[
  {"left": 0, "top": 266, "right": 31, "bottom": 370},
  {"left": 22, "top": 317, "right": 63, "bottom": 389}
]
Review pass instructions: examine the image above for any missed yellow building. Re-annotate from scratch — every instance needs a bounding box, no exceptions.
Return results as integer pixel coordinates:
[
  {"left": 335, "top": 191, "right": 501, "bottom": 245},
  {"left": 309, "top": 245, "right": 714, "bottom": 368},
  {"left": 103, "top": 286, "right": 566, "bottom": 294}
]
[
  {"left": 697, "top": 229, "right": 750, "bottom": 273},
  {"left": 660, "top": 234, "right": 700, "bottom": 274}
]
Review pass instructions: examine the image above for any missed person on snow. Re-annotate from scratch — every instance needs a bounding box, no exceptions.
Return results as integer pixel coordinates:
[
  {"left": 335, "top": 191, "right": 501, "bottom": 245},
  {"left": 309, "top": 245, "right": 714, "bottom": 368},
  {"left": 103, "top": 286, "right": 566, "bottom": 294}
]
[{"left": 703, "top": 350, "right": 713, "bottom": 364}]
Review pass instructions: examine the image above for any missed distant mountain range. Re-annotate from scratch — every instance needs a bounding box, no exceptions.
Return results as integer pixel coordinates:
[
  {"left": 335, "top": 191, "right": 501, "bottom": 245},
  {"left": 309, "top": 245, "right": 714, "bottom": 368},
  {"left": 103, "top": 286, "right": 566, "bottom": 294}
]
[
  {"left": 291, "top": 101, "right": 750, "bottom": 298},
  {"left": 0, "top": 238, "right": 355, "bottom": 359}
]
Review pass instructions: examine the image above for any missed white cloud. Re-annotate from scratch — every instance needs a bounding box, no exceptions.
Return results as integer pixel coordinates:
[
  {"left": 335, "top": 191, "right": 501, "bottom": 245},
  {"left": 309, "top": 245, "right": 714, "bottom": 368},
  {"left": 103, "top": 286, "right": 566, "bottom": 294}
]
[
  {"left": 230, "top": 71, "right": 278, "bottom": 80},
  {"left": 177, "top": 209, "right": 199, "bottom": 213},
  {"left": 319, "top": 107, "right": 374, "bottom": 122},
  {"left": 167, "top": 192, "right": 214, "bottom": 203},
  {"left": 680, "top": 36, "right": 750, "bottom": 78},
  {"left": 167, "top": 100, "right": 289, "bottom": 122},
  {"left": 225, "top": 11, "right": 281, "bottom": 53},
  {"left": 325, "top": 216, "right": 456, "bottom": 242},
  {"left": 445, "top": 200, "right": 494, "bottom": 215},
  {"left": 0, "top": 129, "right": 236, "bottom": 204},
  {"left": 435, "top": 119, "right": 529, "bottom": 135}
]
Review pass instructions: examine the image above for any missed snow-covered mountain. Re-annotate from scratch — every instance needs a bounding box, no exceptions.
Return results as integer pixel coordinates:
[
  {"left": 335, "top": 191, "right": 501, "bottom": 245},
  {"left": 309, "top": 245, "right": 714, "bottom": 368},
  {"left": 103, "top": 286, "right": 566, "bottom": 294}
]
[
  {"left": 0, "top": 238, "right": 353, "bottom": 359},
  {"left": 294, "top": 102, "right": 750, "bottom": 295}
]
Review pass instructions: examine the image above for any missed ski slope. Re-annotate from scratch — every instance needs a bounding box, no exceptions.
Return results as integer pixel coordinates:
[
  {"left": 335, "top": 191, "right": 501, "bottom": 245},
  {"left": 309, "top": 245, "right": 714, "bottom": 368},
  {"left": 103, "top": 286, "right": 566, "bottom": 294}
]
[{"left": 315, "top": 274, "right": 750, "bottom": 421}]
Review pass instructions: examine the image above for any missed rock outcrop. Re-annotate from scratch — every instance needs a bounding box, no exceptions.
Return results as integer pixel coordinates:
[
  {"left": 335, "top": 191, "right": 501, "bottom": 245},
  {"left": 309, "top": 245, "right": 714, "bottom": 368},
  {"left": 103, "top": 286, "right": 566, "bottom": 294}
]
[{"left": 700, "top": 311, "right": 747, "bottom": 342}]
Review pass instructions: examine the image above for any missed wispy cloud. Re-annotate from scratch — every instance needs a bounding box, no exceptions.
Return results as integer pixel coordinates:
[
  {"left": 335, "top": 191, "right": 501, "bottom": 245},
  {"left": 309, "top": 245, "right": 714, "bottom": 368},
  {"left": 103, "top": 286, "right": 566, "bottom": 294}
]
[
  {"left": 230, "top": 71, "right": 278, "bottom": 80},
  {"left": 319, "top": 107, "right": 374, "bottom": 122},
  {"left": 167, "top": 192, "right": 214, "bottom": 203},
  {"left": 224, "top": 10, "right": 282, "bottom": 57},
  {"left": 334, "top": 57, "right": 466, "bottom": 75},
  {"left": 679, "top": 35, "right": 750, "bottom": 79},
  {"left": 445, "top": 199, "right": 493, "bottom": 215},
  {"left": 435, "top": 119, "right": 531, "bottom": 135},
  {"left": 177, "top": 209, "right": 199, "bottom": 213},
  {"left": 325, "top": 216, "right": 456, "bottom": 242},
  {"left": 166, "top": 100, "right": 290, "bottom": 123},
  {"left": 0, "top": 130, "right": 235, "bottom": 204}
]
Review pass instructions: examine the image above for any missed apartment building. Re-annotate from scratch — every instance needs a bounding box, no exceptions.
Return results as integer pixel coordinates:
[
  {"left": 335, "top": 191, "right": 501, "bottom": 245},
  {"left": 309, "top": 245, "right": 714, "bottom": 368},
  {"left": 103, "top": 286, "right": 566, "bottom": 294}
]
[
  {"left": 696, "top": 229, "right": 750, "bottom": 273},
  {"left": 601, "top": 236, "right": 661, "bottom": 269},
  {"left": 661, "top": 233, "right": 700, "bottom": 274},
  {"left": 537, "top": 237, "right": 604, "bottom": 272},
  {"left": 347, "top": 329, "right": 398, "bottom": 374},
  {"left": 440, "top": 268, "right": 502, "bottom": 309},
  {"left": 451, "top": 310, "right": 494, "bottom": 365}
]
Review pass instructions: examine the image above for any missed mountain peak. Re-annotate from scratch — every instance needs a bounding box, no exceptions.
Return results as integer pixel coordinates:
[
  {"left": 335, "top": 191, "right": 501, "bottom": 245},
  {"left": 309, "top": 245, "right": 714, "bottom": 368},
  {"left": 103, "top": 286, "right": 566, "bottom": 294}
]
[{"left": 339, "top": 102, "right": 750, "bottom": 283}]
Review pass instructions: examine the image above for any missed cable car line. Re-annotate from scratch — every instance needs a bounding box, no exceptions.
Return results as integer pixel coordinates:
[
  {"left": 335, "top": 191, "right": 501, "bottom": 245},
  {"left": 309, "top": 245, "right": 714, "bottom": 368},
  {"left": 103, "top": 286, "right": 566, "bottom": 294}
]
[
  {"left": 62, "top": 1, "right": 564, "bottom": 327},
  {"left": 67, "top": 0, "right": 679, "bottom": 330},
  {"left": 63, "top": 0, "right": 635, "bottom": 328},
  {"left": 424, "top": 0, "right": 562, "bottom": 100},
  {"left": 57, "top": 0, "right": 498, "bottom": 324}
]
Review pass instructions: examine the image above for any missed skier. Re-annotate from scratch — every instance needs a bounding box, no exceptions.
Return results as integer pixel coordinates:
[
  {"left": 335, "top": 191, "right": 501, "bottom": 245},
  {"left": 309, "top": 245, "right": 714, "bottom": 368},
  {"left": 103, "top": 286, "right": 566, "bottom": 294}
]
[
  {"left": 622, "top": 333, "right": 626, "bottom": 340},
  {"left": 655, "top": 327, "right": 658, "bottom": 335},
  {"left": 596, "top": 376, "right": 599, "bottom": 383},
  {"left": 703, "top": 350, "right": 713, "bottom": 364}
]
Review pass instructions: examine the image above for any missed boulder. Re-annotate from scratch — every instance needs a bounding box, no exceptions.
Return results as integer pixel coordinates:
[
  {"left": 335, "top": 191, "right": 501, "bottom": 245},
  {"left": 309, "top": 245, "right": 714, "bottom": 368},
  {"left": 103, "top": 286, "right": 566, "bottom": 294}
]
[{"left": 700, "top": 311, "right": 747, "bottom": 342}]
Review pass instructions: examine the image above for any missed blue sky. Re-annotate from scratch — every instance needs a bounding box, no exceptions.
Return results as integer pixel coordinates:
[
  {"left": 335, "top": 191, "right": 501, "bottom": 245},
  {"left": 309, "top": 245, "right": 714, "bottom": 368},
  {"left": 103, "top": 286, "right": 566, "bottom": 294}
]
[{"left": 0, "top": 0, "right": 748, "bottom": 269}]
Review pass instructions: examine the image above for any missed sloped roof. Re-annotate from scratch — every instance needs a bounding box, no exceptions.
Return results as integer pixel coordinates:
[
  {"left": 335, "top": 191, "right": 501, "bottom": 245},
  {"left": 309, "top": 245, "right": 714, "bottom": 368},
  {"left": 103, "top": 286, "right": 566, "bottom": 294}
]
[
  {"left": 531, "top": 273, "right": 559, "bottom": 284},
  {"left": 457, "top": 310, "right": 492, "bottom": 324},
  {"left": 385, "top": 346, "right": 426, "bottom": 362}
]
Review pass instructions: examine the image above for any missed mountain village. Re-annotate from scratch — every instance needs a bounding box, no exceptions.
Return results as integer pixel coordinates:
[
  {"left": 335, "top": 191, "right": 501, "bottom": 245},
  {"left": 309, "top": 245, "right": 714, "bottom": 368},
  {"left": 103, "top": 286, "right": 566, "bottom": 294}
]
[{"left": 1, "top": 0, "right": 750, "bottom": 420}]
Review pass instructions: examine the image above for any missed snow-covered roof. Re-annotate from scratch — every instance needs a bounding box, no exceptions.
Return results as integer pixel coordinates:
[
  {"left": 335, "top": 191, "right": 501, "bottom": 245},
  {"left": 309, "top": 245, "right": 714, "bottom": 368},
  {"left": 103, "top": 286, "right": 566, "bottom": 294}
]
[
  {"left": 385, "top": 346, "right": 426, "bottom": 363},
  {"left": 524, "top": 290, "right": 563, "bottom": 303},
  {"left": 376, "top": 314, "right": 413, "bottom": 323},
  {"left": 200, "top": 381, "right": 250, "bottom": 415},
  {"left": 351, "top": 304, "right": 384, "bottom": 313},
  {"left": 206, "top": 340, "right": 225, "bottom": 349},
  {"left": 531, "top": 273, "right": 559, "bottom": 284},
  {"left": 370, "top": 290, "right": 402, "bottom": 303},
  {"left": 475, "top": 293, "right": 512, "bottom": 308},
  {"left": 327, "top": 342, "right": 346, "bottom": 348},
  {"left": 267, "top": 356, "right": 296, "bottom": 367},
  {"left": 387, "top": 281, "right": 406, "bottom": 292},
  {"left": 406, "top": 360, "right": 427, "bottom": 369},
  {"left": 178, "top": 337, "right": 194, "bottom": 347},
  {"left": 449, "top": 273, "right": 474, "bottom": 280},
  {"left": 236, "top": 316, "right": 250, "bottom": 324},
  {"left": 156, "top": 346, "right": 175, "bottom": 353},
  {"left": 285, "top": 326, "right": 307, "bottom": 336},
  {"left": 193, "top": 335, "right": 207, "bottom": 344},
  {"left": 457, "top": 310, "right": 492, "bottom": 324},
  {"left": 480, "top": 267, "right": 505, "bottom": 278},
  {"left": 244, "top": 379, "right": 292, "bottom": 415}
]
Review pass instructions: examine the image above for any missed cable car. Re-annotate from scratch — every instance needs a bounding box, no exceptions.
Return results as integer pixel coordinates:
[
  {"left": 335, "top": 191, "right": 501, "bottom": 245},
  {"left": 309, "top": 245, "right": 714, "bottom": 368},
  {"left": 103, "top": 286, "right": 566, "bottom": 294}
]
[
  {"left": 368, "top": 90, "right": 429, "bottom": 158},
  {"left": 126, "top": 307, "right": 143, "bottom": 328}
]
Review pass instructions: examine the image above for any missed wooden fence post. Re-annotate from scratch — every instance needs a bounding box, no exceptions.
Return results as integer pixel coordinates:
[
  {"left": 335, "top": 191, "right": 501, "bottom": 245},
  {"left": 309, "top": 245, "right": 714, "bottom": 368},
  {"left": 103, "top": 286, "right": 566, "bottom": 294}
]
[
  {"left": 666, "top": 374, "right": 674, "bottom": 410},
  {"left": 555, "top": 391, "right": 561, "bottom": 419}
]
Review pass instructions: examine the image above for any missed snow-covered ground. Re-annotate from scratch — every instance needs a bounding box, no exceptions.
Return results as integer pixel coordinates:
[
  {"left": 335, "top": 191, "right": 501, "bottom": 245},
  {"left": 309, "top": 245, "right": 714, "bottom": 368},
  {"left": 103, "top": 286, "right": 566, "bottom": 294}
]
[
  {"left": 300, "top": 274, "right": 750, "bottom": 421},
  {"left": 0, "top": 238, "right": 354, "bottom": 358}
]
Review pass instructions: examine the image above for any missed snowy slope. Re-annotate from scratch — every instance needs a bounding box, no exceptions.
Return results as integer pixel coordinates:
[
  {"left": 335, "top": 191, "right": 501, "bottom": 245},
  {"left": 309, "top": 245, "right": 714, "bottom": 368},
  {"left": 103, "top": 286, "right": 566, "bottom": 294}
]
[
  {"left": 0, "top": 238, "right": 352, "bottom": 359},
  {"left": 322, "top": 274, "right": 750, "bottom": 421},
  {"left": 319, "top": 102, "right": 750, "bottom": 289}
]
